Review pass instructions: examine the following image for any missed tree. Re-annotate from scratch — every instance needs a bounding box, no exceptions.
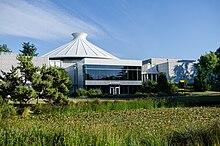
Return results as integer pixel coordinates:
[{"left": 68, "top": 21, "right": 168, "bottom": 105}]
[
  {"left": 1, "top": 54, "right": 72, "bottom": 105},
  {"left": 14, "top": 86, "right": 37, "bottom": 104},
  {"left": 141, "top": 73, "right": 178, "bottom": 95},
  {"left": 17, "top": 54, "right": 40, "bottom": 85},
  {"left": 0, "top": 44, "right": 12, "bottom": 53},
  {"left": 194, "top": 52, "right": 218, "bottom": 91},
  {"left": 194, "top": 71, "right": 211, "bottom": 91},
  {"left": 0, "top": 55, "right": 38, "bottom": 104},
  {"left": 157, "top": 72, "right": 169, "bottom": 93},
  {"left": 215, "top": 47, "right": 220, "bottom": 58},
  {"left": 32, "top": 65, "right": 72, "bottom": 105},
  {"left": 215, "top": 47, "right": 220, "bottom": 91},
  {"left": 0, "top": 67, "right": 20, "bottom": 101},
  {"left": 142, "top": 80, "right": 158, "bottom": 93},
  {"left": 19, "top": 42, "right": 38, "bottom": 56}
]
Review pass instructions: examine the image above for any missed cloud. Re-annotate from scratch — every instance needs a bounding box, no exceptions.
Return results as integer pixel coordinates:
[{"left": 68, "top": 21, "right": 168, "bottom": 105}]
[{"left": 0, "top": 0, "right": 105, "bottom": 40}]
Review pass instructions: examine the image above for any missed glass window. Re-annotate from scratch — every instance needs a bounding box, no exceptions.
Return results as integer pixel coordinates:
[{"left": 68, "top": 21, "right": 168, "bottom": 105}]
[{"left": 84, "top": 65, "right": 141, "bottom": 81}]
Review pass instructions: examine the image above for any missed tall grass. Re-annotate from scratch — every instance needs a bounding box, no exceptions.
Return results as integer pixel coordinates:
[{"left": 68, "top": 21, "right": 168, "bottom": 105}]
[
  {"left": 1, "top": 97, "right": 220, "bottom": 145},
  {"left": 0, "top": 107, "right": 220, "bottom": 145},
  {"left": 32, "top": 98, "right": 184, "bottom": 115},
  {"left": 168, "top": 120, "right": 220, "bottom": 145}
]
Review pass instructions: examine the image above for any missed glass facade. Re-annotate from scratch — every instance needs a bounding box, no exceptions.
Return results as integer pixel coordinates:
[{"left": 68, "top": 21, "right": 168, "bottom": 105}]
[{"left": 84, "top": 65, "right": 141, "bottom": 81}]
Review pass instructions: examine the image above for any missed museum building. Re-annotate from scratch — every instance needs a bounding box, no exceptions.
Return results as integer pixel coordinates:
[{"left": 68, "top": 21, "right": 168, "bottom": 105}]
[
  {"left": 42, "top": 32, "right": 142, "bottom": 94},
  {"left": 0, "top": 32, "right": 197, "bottom": 95}
]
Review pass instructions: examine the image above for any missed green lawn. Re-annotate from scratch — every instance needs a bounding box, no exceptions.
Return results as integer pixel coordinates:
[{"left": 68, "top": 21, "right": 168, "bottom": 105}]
[{"left": 190, "top": 91, "right": 220, "bottom": 96}]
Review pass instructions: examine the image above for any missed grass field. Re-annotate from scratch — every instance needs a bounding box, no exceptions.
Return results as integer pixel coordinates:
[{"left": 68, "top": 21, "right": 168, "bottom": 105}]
[
  {"left": 1, "top": 92, "right": 220, "bottom": 145},
  {"left": 1, "top": 107, "right": 220, "bottom": 145}
]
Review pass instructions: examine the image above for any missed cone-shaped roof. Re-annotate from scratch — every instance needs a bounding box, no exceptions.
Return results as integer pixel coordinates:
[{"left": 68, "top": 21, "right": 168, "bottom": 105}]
[{"left": 42, "top": 32, "right": 118, "bottom": 59}]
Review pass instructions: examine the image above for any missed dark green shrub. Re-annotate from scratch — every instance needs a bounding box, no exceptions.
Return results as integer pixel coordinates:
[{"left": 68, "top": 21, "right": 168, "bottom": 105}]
[
  {"left": 0, "top": 98, "right": 17, "bottom": 119},
  {"left": 194, "top": 76, "right": 211, "bottom": 91},
  {"left": 167, "top": 82, "right": 179, "bottom": 94},
  {"left": 75, "top": 88, "right": 87, "bottom": 97},
  {"left": 87, "top": 88, "right": 102, "bottom": 98},
  {"left": 157, "top": 72, "right": 169, "bottom": 93},
  {"left": 142, "top": 80, "right": 158, "bottom": 93}
]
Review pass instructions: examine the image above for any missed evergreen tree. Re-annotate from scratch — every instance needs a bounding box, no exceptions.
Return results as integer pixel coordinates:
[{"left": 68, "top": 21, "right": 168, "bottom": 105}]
[
  {"left": 157, "top": 72, "right": 169, "bottom": 93},
  {"left": 0, "top": 44, "right": 12, "bottom": 53},
  {"left": 14, "top": 86, "right": 37, "bottom": 104},
  {"left": 0, "top": 67, "right": 20, "bottom": 101},
  {"left": 16, "top": 54, "right": 39, "bottom": 85},
  {"left": 32, "top": 65, "right": 72, "bottom": 105},
  {"left": 0, "top": 56, "right": 38, "bottom": 104},
  {"left": 1, "top": 54, "right": 72, "bottom": 105},
  {"left": 19, "top": 42, "right": 38, "bottom": 56}
]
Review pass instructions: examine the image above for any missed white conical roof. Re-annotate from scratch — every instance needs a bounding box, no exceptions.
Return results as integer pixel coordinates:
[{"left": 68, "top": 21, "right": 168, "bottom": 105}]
[{"left": 42, "top": 32, "right": 118, "bottom": 59}]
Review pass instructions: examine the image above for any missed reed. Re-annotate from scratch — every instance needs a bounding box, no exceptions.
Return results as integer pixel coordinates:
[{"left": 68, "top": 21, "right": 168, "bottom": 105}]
[{"left": 0, "top": 107, "right": 220, "bottom": 145}]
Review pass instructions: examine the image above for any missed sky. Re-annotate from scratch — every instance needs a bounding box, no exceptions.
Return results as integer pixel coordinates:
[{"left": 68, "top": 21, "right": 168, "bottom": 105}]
[{"left": 0, "top": 0, "right": 220, "bottom": 60}]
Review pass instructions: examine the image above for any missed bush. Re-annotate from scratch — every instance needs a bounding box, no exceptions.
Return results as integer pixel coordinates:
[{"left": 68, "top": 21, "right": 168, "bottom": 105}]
[
  {"left": 194, "top": 76, "right": 211, "bottom": 91},
  {"left": 157, "top": 72, "right": 169, "bottom": 93},
  {"left": 52, "top": 94, "right": 69, "bottom": 105},
  {"left": 142, "top": 80, "right": 158, "bottom": 93},
  {"left": 0, "top": 98, "right": 17, "bottom": 119},
  {"left": 87, "top": 88, "right": 102, "bottom": 98},
  {"left": 167, "top": 82, "right": 179, "bottom": 94},
  {"left": 75, "top": 88, "right": 87, "bottom": 97}
]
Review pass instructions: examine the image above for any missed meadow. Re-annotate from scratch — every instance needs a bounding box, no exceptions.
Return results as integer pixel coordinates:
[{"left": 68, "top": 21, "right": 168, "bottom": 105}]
[
  {"left": 1, "top": 107, "right": 220, "bottom": 145},
  {"left": 1, "top": 95, "right": 220, "bottom": 145}
]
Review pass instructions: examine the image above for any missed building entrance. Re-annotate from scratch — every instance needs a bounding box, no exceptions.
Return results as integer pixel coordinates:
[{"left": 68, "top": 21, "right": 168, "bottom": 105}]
[{"left": 110, "top": 85, "right": 120, "bottom": 95}]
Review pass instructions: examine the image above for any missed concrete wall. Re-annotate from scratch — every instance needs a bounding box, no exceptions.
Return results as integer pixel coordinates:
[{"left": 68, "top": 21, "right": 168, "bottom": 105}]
[
  {"left": 0, "top": 54, "right": 48, "bottom": 75},
  {"left": 168, "top": 61, "right": 196, "bottom": 84},
  {"left": 142, "top": 58, "right": 197, "bottom": 84}
]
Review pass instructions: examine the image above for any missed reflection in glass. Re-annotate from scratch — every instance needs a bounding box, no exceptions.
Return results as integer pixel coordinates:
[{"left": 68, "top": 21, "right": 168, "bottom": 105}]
[{"left": 84, "top": 65, "right": 141, "bottom": 81}]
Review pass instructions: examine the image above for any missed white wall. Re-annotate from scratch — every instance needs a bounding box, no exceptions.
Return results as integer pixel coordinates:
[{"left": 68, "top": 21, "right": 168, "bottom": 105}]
[
  {"left": 0, "top": 54, "right": 48, "bottom": 75},
  {"left": 142, "top": 58, "right": 197, "bottom": 84}
]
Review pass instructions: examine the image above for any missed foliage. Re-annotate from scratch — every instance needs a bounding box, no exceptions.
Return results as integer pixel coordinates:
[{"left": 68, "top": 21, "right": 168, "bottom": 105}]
[
  {"left": 167, "top": 81, "right": 179, "bottom": 94},
  {"left": 14, "top": 86, "right": 37, "bottom": 104},
  {"left": 75, "top": 88, "right": 88, "bottom": 97},
  {"left": 142, "top": 80, "right": 158, "bottom": 93},
  {"left": 29, "top": 95, "right": 220, "bottom": 115},
  {"left": 0, "top": 66, "right": 20, "bottom": 100},
  {"left": 0, "top": 55, "right": 39, "bottom": 104},
  {"left": 141, "top": 73, "right": 178, "bottom": 95},
  {"left": 168, "top": 120, "right": 220, "bottom": 145},
  {"left": 215, "top": 47, "right": 220, "bottom": 91},
  {"left": 157, "top": 72, "right": 169, "bottom": 93},
  {"left": 1, "top": 53, "right": 72, "bottom": 105},
  {"left": 87, "top": 88, "right": 103, "bottom": 97},
  {"left": 0, "top": 107, "right": 220, "bottom": 145},
  {"left": 194, "top": 51, "right": 219, "bottom": 91},
  {"left": 0, "top": 98, "right": 17, "bottom": 120},
  {"left": 194, "top": 74, "right": 211, "bottom": 91},
  {"left": 17, "top": 54, "right": 39, "bottom": 85},
  {"left": 0, "top": 44, "right": 12, "bottom": 53},
  {"left": 19, "top": 42, "right": 38, "bottom": 56},
  {"left": 32, "top": 65, "right": 72, "bottom": 105}
]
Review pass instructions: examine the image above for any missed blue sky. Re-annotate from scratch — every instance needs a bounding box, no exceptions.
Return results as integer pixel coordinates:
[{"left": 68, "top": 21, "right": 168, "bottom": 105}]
[{"left": 0, "top": 0, "right": 220, "bottom": 60}]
